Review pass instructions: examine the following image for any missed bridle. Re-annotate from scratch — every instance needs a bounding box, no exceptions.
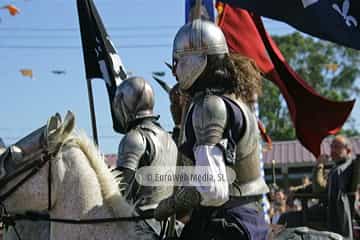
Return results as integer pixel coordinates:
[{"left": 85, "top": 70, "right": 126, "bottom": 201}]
[{"left": 0, "top": 144, "right": 62, "bottom": 211}]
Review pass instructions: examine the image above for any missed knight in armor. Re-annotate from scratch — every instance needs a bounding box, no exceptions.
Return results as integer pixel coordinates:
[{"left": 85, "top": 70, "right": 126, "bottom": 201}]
[
  {"left": 154, "top": 18, "right": 269, "bottom": 239},
  {"left": 112, "top": 76, "right": 178, "bottom": 239}
]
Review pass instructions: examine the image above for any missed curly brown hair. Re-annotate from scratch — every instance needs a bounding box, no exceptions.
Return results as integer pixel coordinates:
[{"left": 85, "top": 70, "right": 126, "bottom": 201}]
[
  {"left": 229, "top": 53, "right": 262, "bottom": 103},
  {"left": 187, "top": 53, "right": 262, "bottom": 105}
]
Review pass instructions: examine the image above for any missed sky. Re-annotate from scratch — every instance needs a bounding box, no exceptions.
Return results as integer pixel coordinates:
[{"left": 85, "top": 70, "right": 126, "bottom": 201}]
[{"left": 0, "top": 0, "right": 359, "bottom": 154}]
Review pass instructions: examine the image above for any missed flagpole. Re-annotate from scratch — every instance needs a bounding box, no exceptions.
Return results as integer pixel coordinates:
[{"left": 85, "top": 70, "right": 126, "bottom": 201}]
[
  {"left": 86, "top": 78, "right": 99, "bottom": 145},
  {"left": 255, "top": 101, "right": 271, "bottom": 223}
]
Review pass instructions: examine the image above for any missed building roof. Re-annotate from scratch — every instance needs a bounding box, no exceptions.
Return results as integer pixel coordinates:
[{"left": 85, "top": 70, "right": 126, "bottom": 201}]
[{"left": 262, "top": 136, "right": 360, "bottom": 166}]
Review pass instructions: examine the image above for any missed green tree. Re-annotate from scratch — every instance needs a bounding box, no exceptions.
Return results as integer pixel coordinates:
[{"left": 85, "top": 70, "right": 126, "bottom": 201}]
[{"left": 259, "top": 32, "right": 360, "bottom": 140}]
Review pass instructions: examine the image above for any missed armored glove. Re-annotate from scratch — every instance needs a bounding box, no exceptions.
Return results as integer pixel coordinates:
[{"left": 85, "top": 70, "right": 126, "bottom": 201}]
[
  {"left": 154, "top": 195, "right": 176, "bottom": 221},
  {"left": 154, "top": 187, "right": 201, "bottom": 221}
]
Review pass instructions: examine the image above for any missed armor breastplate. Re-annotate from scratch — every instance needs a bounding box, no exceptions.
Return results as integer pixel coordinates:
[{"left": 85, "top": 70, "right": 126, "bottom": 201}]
[
  {"left": 133, "top": 121, "right": 178, "bottom": 206},
  {"left": 223, "top": 96, "right": 269, "bottom": 196}
]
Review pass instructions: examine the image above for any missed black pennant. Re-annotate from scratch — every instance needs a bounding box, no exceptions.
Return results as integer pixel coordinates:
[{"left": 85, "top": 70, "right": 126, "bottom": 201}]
[{"left": 77, "top": 0, "right": 127, "bottom": 133}]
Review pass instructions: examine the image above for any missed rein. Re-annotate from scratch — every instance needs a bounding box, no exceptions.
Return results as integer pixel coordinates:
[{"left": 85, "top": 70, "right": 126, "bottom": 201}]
[
  {"left": 1, "top": 210, "right": 154, "bottom": 225},
  {"left": 0, "top": 207, "right": 154, "bottom": 240}
]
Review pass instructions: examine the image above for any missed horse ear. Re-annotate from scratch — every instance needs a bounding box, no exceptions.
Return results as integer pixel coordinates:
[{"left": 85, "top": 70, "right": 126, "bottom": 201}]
[
  {"left": 46, "top": 111, "right": 74, "bottom": 148},
  {"left": 46, "top": 113, "right": 65, "bottom": 150},
  {"left": 47, "top": 113, "right": 61, "bottom": 132},
  {"left": 61, "top": 111, "right": 75, "bottom": 139},
  {"left": 46, "top": 113, "right": 63, "bottom": 139}
]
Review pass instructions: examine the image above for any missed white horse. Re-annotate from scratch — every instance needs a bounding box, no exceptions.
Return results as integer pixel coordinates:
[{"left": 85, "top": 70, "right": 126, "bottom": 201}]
[{"left": 0, "top": 112, "right": 137, "bottom": 240}]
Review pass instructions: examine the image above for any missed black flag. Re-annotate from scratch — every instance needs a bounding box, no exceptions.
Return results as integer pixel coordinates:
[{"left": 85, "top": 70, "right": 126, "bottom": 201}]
[{"left": 77, "top": 0, "right": 127, "bottom": 133}]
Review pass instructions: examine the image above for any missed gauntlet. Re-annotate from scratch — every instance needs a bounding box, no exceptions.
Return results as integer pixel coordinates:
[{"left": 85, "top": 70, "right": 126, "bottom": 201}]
[{"left": 154, "top": 187, "right": 201, "bottom": 221}]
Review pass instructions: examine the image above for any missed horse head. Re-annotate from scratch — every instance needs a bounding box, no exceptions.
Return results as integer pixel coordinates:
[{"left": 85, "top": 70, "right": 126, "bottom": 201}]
[{"left": 0, "top": 111, "right": 75, "bottom": 212}]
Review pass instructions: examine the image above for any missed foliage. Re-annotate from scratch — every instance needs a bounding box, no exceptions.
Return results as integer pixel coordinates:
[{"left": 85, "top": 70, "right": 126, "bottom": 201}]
[{"left": 259, "top": 32, "right": 360, "bottom": 140}]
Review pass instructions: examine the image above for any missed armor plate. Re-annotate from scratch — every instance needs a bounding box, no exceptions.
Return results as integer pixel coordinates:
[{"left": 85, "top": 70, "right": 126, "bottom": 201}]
[
  {"left": 117, "top": 120, "right": 178, "bottom": 207},
  {"left": 192, "top": 94, "right": 227, "bottom": 145},
  {"left": 227, "top": 96, "right": 269, "bottom": 196},
  {"left": 189, "top": 93, "right": 268, "bottom": 197}
]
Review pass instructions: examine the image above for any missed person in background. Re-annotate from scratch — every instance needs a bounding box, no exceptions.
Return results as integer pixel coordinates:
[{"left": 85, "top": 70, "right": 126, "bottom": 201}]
[
  {"left": 271, "top": 189, "right": 287, "bottom": 224},
  {"left": 312, "top": 135, "right": 354, "bottom": 239},
  {"left": 290, "top": 175, "right": 312, "bottom": 193}
]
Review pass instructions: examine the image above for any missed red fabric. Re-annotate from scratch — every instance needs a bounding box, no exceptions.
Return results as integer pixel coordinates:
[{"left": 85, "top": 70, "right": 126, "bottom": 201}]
[{"left": 218, "top": 5, "right": 355, "bottom": 157}]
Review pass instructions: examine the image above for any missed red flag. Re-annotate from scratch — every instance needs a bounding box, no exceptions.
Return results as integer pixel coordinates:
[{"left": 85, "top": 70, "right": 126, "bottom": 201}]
[{"left": 217, "top": 4, "right": 355, "bottom": 157}]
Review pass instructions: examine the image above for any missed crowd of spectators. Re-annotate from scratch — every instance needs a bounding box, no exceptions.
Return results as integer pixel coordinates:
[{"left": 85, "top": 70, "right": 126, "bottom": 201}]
[
  {"left": 267, "top": 182, "right": 360, "bottom": 238},
  {"left": 267, "top": 176, "right": 312, "bottom": 225}
]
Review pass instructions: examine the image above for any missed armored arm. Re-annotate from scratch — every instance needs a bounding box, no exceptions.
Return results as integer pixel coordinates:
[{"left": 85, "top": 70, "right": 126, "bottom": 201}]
[
  {"left": 155, "top": 95, "right": 246, "bottom": 219},
  {"left": 192, "top": 95, "right": 227, "bottom": 145},
  {"left": 192, "top": 95, "right": 231, "bottom": 206},
  {"left": 116, "top": 130, "right": 146, "bottom": 191}
]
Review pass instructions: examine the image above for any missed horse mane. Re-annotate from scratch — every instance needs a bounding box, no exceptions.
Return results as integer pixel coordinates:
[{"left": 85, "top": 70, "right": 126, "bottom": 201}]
[{"left": 64, "top": 130, "right": 134, "bottom": 218}]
